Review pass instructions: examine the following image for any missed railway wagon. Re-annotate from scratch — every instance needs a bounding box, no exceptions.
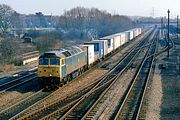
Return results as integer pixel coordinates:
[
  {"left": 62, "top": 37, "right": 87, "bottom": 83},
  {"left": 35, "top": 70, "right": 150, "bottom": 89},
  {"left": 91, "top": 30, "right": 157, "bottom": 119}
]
[
  {"left": 38, "top": 46, "right": 88, "bottom": 87},
  {"left": 100, "top": 36, "right": 114, "bottom": 53},
  {"left": 125, "top": 30, "right": 134, "bottom": 42},
  {"left": 93, "top": 40, "right": 110, "bottom": 57},
  {"left": 79, "top": 44, "right": 95, "bottom": 66},
  {"left": 100, "top": 34, "right": 119, "bottom": 51},
  {"left": 113, "top": 35, "right": 121, "bottom": 50},
  {"left": 118, "top": 32, "right": 126, "bottom": 46},
  {"left": 138, "top": 28, "right": 142, "bottom": 35},
  {"left": 133, "top": 28, "right": 139, "bottom": 38},
  {"left": 84, "top": 40, "right": 104, "bottom": 59}
]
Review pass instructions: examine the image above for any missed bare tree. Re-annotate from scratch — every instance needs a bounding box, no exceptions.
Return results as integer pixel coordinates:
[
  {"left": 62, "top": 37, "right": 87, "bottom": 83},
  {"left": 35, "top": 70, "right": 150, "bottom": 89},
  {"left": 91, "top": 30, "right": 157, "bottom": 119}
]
[
  {"left": 11, "top": 11, "right": 21, "bottom": 28},
  {"left": 0, "top": 4, "right": 15, "bottom": 34},
  {"left": 59, "top": 7, "right": 133, "bottom": 40}
]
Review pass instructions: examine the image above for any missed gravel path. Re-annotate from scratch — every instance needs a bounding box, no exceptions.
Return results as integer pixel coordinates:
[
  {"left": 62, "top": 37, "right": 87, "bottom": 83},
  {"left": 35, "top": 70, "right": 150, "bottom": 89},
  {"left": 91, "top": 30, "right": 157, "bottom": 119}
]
[
  {"left": 145, "top": 63, "right": 162, "bottom": 120},
  {"left": 159, "top": 39, "right": 180, "bottom": 120},
  {"left": 145, "top": 37, "right": 180, "bottom": 120}
]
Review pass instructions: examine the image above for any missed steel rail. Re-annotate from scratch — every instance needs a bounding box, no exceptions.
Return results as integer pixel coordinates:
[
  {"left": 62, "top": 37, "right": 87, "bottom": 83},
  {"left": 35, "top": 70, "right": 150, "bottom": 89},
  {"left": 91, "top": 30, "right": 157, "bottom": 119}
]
[
  {"left": 58, "top": 29, "right": 156, "bottom": 120},
  {"left": 0, "top": 89, "right": 52, "bottom": 119},
  {"left": 113, "top": 30, "right": 158, "bottom": 120},
  {"left": 135, "top": 31, "right": 158, "bottom": 120},
  {"left": 0, "top": 75, "right": 37, "bottom": 95},
  {"left": 81, "top": 29, "right": 157, "bottom": 120},
  {"left": 0, "top": 73, "right": 35, "bottom": 89}
]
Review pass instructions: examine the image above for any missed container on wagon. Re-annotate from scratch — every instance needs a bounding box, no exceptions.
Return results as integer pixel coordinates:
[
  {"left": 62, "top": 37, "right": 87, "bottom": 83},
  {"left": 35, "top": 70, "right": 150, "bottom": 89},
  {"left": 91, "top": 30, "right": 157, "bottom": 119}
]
[
  {"left": 79, "top": 44, "right": 95, "bottom": 65},
  {"left": 138, "top": 28, "right": 142, "bottom": 35},
  {"left": 119, "top": 32, "right": 126, "bottom": 46},
  {"left": 125, "top": 30, "right": 134, "bottom": 42},
  {"left": 100, "top": 35, "right": 115, "bottom": 52},
  {"left": 84, "top": 40, "right": 104, "bottom": 59},
  {"left": 92, "top": 40, "right": 109, "bottom": 57},
  {"left": 132, "top": 28, "right": 139, "bottom": 38}
]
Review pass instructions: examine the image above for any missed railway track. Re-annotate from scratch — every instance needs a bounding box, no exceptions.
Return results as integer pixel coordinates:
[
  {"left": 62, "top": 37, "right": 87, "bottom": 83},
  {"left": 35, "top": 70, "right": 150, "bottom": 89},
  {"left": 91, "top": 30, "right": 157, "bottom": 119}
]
[
  {"left": 9, "top": 78, "right": 101, "bottom": 120},
  {"left": 0, "top": 69, "right": 41, "bottom": 119},
  {"left": 80, "top": 30, "right": 158, "bottom": 120},
  {"left": 0, "top": 89, "right": 52, "bottom": 119},
  {"left": 135, "top": 32, "right": 159, "bottom": 120},
  {"left": 0, "top": 68, "right": 36, "bottom": 85},
  {"left": 0, "top": 73, "right": 36, "bottom": 92},
  {"left": 12, "top": 28, "right": 156, "bottom": 120},
  {"left": 134, "top": 29, "right": 175, "bottom": 120},
  {"left": 113, "top": 30, "right": 158, "bottom": 120},
  {"left": 0, "top": 66, "right": 37, "bottom": 86},
  {"left": 0, "top": 74, "right": 37, "bottom": 95},
  {"left": 7, "top": 28, "right": 154, "bottom": 120},
  {"left": 56, "top": 29, "right": 157, "bottom": 120}
]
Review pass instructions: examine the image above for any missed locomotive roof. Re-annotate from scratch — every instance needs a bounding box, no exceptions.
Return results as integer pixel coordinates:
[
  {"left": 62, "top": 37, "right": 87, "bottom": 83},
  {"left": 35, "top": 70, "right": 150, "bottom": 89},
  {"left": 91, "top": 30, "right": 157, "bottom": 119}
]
[{"left": 39, "top": 46, "right": 84, "bottom": 58}]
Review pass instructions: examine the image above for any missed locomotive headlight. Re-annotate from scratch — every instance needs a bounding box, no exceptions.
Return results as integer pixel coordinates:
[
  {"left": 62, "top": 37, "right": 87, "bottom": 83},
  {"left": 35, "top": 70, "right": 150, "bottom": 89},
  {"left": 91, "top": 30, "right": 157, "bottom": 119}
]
[{"left": 49, "top": 74, "right": 52, "bottom": 77}]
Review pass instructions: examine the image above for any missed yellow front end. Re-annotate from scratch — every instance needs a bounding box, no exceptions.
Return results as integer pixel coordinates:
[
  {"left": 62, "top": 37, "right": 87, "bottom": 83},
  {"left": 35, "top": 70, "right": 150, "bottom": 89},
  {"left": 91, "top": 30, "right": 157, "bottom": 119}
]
[
  {"left": 38, "top": 58, "right": 62, "bottom": 86},
  {"left": 38, "top": 66, "right": 60, "bottom": 78}
]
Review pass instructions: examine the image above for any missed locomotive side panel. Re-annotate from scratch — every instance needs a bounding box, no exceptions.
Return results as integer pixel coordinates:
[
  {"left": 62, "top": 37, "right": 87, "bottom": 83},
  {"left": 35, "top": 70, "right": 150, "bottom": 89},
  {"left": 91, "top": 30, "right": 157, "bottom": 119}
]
[{"left": 65, "top": 51, "right": 87, "bottom": 75}]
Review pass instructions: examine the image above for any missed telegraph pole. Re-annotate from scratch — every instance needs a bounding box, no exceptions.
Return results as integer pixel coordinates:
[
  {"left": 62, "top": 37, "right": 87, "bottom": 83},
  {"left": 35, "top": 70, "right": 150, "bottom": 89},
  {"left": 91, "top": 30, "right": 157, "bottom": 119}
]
[
  {"left": 167, "top": 9, "right": 170, "bottom": 57},
  {"left": 161, "top": 18, "right": 163, "bottom": 29},
  {"left": 161, "top": 18, "right": 163, "bottom": 38},
  {"left": 177, "top": 15, "right": 179, "bottom": 41}
]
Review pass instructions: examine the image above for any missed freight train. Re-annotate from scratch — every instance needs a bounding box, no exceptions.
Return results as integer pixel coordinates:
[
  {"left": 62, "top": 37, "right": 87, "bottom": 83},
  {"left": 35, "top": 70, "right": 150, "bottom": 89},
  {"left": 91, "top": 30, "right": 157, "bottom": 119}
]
[{"left": 38, "top": 28, "right": 142, "bottom": 88}]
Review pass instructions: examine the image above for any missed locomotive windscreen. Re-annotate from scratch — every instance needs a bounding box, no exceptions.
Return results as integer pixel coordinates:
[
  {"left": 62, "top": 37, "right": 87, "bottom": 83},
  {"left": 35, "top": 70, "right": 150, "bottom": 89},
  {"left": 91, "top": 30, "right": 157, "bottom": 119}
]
[{"left": 39, "top": 53, "right": 59, "bottom": 58}]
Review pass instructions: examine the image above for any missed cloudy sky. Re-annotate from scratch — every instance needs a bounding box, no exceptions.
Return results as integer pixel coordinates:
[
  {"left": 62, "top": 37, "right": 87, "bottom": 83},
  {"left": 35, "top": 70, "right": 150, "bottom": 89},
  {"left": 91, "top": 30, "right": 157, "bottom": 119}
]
[{"left": 1, "top": 0, "right": 179, "bottom": 18}]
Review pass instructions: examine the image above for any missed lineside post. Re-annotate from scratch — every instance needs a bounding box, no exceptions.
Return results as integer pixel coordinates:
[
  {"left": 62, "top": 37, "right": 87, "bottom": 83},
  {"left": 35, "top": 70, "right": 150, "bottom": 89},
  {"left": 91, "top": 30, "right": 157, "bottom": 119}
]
[
  {"left": 167, "top": 9, "right": 170, "bottom": 57},
  {"left": 161, "top": 17, "right": 163, "bottom": 38},
  {"left": 177, "top": 15, "right": 179, "bottom": 41}
]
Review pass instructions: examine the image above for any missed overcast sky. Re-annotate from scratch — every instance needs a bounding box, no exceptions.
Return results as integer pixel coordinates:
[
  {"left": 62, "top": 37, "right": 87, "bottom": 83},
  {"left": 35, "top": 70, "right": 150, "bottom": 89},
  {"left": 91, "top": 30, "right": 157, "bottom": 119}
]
[{"left": 1, "top": 0, "right": 179, "bottom": 18}]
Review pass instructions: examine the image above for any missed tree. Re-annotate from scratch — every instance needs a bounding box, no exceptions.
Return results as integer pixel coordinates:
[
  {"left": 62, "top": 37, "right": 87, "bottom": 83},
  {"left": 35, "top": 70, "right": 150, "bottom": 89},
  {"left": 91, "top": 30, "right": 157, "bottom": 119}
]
[
  {"left": 0, "top": 4, "right": 15, "bottom": 34},
  {"left": 11, "top": 11, "right": 22, "bottom": 28},
  {"left": 59, "top": 7, "right": 134, "bottom": 40},
  {"left": 0, "top": 39, "right": 19, "bottom": 63},
  {"left": 35, "top": 12, "right": 47, "bottom": 27},
  {"left": 34, "top": 32, "right": 58, "bottom": 53}
]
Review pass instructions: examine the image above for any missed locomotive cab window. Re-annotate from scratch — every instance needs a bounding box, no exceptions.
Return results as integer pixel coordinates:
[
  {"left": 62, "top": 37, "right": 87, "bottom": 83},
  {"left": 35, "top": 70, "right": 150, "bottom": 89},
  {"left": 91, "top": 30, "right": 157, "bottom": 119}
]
[
  {"left": 39, "top": 58, "right": 48, "bottom": 65},
  {"left": 50, "top": 58, "right": 60, "bottom": 65}
]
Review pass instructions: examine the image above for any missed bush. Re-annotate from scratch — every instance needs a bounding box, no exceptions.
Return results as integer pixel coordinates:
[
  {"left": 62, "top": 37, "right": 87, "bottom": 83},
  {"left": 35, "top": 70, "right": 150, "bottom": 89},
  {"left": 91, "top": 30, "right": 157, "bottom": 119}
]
[
  {"left": 0, "top": 39, "right": 19, "bottom": 63},
  {"left": 33, "top": 32, "right": 58, "bottom": 52},
  {"left": 13, "top": 58, "right": 23, "bottom": 66}
]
